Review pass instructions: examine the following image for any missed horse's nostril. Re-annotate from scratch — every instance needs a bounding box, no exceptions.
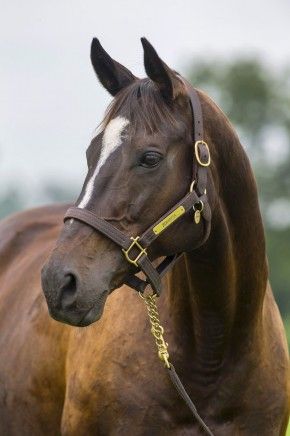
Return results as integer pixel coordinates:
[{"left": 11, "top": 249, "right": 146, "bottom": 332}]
[{"left": 60, "top": 273, "right": 78, "bottom": 310}]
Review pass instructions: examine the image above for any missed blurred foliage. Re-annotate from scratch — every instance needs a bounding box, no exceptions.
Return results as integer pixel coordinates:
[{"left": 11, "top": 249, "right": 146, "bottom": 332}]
[
  {"left": 189, "top": 56, "right": 290, "bottom": 343},
  {"left": 0, "top": 55, "right": 289, "bottom": 346},
  {"left": 0, "top": 183, "right": 76, "bottom": 220},
  {"left": 190, "top": 57, "right": 290, "bottom": 143},
  {"left": 42, "top": 183, "right": 76, "bottom": 204},
  {"left": 0, "top": 188, "right": 24, "bottom": 220}
]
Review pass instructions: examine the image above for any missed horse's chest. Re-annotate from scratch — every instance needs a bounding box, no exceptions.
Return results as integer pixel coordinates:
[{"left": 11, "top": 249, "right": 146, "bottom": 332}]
[
  {"left": 63, "top": 362, "right": 196, "bottom": 435},
  {"left": 63, "top": 321, "right": 191, "bottom": 434}
]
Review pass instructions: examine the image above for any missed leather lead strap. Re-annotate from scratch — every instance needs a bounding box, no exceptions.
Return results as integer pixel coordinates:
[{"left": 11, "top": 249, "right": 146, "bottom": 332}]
[{"left": 167, "top": 365, "right": 214, "bottom": 436}]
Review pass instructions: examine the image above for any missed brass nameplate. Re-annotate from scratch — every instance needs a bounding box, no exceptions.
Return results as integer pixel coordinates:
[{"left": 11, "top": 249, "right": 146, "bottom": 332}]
[{"left": 153, "top": 206, "right": 185, "bottom": 235}]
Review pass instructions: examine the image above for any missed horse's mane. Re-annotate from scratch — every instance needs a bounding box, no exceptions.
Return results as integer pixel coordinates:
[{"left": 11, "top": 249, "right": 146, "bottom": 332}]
[{"left": 101, "top": 79, "right": 179, "bottom": 134}]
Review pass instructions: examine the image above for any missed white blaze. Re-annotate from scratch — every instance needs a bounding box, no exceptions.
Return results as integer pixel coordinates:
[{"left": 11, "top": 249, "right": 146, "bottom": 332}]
[{"left": 78, "top": 116, "right": 129, "bottom": 208}]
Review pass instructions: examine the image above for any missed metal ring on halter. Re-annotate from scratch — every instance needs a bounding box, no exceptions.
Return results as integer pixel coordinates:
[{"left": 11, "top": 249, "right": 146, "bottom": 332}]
[
  {"left": 189, "top": 180, "right": 196, "bottom": 193},
  {"left": 190, "top": 180, "right": 206, "bottom": 195},
  {"left": 194, "top": 200, "right": 204, "bottom": 212},
  {"left": 139, "top": 291, "right": 157, "bottom": 300}
]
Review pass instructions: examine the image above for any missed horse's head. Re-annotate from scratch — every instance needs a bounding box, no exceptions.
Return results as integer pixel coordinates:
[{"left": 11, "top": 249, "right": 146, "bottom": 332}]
[{"left": 41, "top": 38, "right": 210, "bottom": 326}]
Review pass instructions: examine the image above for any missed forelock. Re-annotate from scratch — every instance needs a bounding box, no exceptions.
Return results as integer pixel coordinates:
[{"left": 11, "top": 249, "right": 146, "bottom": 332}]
[{"left": 101, "top": 79, "right": 180, "bottom": 135}]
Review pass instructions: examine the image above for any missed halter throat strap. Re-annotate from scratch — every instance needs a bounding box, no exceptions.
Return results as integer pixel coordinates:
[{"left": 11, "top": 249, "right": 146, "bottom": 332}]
[{"left": 64, "top": 80, "right": 211, "bottom": 296}]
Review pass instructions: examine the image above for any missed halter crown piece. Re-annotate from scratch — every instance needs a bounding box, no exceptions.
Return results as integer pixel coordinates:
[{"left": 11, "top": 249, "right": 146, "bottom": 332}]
[{"left": 64, "top": 79, "right": 212, "bottom": 296}]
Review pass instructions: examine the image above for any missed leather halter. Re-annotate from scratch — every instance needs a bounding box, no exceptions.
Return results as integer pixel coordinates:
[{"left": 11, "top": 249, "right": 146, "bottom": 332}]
[{"left": 64, "top": 79, "right": 211, "bottom": 296}]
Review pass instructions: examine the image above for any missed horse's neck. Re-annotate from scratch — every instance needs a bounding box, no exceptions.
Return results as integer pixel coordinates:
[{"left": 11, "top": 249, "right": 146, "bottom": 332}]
[{"left": 166, "top": 96, "right": 268, "bottom": 377}]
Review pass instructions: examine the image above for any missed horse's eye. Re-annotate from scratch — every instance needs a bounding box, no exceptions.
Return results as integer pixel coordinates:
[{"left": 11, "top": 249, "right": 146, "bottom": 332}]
[{"left": 139, "top": 151, "right": 163, "bottom": 168}]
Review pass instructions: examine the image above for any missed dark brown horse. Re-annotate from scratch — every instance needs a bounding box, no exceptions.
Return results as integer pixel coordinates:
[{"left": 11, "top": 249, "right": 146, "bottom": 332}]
[{"left": 0, "top": 38, "right": 289, "bottom": 435}]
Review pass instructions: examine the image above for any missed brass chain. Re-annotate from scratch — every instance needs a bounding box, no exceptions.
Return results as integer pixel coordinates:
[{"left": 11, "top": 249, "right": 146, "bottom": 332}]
[{"left": 140, "top": 292, "right": 170, "bottom": 368}]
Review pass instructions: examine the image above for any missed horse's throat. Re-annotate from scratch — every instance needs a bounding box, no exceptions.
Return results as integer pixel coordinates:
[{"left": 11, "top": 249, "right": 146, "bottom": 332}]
[{"left": 166, "top": 206, "right": 266, "bottom": 382}]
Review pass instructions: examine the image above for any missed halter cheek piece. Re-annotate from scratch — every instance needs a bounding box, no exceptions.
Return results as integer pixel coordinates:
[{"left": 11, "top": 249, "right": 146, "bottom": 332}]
[{"left": 64, "top": 79, "right": 212, "bottom": 296}]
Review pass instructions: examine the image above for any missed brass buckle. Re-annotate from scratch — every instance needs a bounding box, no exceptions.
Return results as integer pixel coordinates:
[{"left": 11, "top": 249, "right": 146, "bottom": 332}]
[
  {"left": 122, "top": 236, "right": 147, "bottom": 267},
  {"left": 194, "top": 140, "right": 211, "bottom": 167}
]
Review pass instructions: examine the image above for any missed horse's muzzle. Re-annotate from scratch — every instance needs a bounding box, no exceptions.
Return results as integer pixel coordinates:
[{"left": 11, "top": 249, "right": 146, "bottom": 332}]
[{"left": 41, "top": 261, "right": 109, "bottom": 327}]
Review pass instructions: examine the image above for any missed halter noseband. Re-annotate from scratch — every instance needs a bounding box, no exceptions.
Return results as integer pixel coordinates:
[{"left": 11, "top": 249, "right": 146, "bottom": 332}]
[{"left": 64, "top": 79, "right": 212, "bottom": 296}]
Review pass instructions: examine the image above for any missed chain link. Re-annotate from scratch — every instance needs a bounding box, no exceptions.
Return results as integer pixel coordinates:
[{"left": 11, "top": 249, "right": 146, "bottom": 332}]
[
  {"left": 140, "top": 291, "right": 214, "bottom": 435},
  {"left": 140, "top": 292, "right": 170, "bottom": 368}
]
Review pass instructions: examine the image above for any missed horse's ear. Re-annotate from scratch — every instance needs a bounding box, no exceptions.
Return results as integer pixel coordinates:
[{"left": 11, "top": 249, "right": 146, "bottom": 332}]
[
  {"left": 90, "top": 38, "right": 137, "bottom": 96},
  {"left": 141, "top": 37, "right": 183, "bottom": 101}
]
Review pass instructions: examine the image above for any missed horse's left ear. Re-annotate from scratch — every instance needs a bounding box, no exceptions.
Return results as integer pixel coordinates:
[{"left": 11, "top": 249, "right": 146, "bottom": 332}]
[
  {"left": 90, "top": 38, "right": 137, "bottom": 96},
  {"left": 141, "top": 37, "right": 184, "bottom": 101}
]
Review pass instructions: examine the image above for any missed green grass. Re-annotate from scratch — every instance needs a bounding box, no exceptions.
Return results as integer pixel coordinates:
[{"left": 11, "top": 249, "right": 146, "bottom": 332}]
[{"left": 286, "top": 420, "right": 290, "bottom": 436}]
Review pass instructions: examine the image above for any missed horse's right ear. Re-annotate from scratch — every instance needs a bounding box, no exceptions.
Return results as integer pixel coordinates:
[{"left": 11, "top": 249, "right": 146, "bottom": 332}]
[
  {"left": 141, "top": 37, "right": 184, "bottom": 101},
  {"left": 90, "top": 38, "right": 137, "bottom": 96}
]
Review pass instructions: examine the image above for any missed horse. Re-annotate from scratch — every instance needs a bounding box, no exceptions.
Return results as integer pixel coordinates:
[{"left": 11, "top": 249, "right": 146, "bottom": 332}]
[{"left": 0, "top": 38, "right": 289, "bottom": 435}]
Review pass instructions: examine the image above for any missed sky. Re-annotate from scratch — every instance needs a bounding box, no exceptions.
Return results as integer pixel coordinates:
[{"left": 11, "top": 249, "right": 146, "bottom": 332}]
[{"left": 1, "top": 0, "right": 290, "bottom": 205}]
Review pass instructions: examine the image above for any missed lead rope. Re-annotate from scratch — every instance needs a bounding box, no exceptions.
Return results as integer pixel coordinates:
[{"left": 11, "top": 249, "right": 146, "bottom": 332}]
[{"left": 140, "top": 292, "right": 214, "bottom": 436}]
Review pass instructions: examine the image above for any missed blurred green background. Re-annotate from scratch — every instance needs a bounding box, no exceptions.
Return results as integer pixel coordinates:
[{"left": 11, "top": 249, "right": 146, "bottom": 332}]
[{"left": 1, "top": 55, "right": 289, "bottom": 347}]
